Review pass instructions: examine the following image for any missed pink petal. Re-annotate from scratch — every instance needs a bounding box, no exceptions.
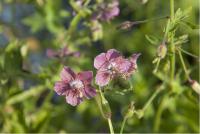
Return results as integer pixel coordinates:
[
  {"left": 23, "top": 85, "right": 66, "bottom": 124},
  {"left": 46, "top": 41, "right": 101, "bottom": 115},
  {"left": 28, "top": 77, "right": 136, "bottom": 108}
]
[
  {"left": 130, "top": 53, "right": 141, "bottom": 64},
  {"left": 66, "top": 91, "right": 83, "bottom": 106},
  {"left": 115, "top": 57, "right": 132, "bottom": 73},
  {"left": 60, "top": 66, "right": 76, "bottom": 82},
  {"left": 95, "top": 71, "right": 111, "bottom": 86},
  {"left": 83, "top": 86, "right": 96, "bottom": 99},
  {"left": 94, "top": 53, "right": 107, "bottom": 69},
  {"left": 77, "top": 71, "right": 93, "bottom": 84},
  {"left": 106, "top": 49, "right": 121, "bottom": 61},
  {"left": 54, "top": 81, "right": 70, "bottom": 96}
]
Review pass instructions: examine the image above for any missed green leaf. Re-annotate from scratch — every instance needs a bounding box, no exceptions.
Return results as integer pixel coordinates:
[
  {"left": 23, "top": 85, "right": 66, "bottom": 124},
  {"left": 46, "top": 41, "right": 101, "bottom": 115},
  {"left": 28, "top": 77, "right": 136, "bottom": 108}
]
[
  {"left": 6, "top": 86, "right": 46, "bottom": 105},
  {"left": 145, "top": 35, "right": 160, "bottom": 45}
]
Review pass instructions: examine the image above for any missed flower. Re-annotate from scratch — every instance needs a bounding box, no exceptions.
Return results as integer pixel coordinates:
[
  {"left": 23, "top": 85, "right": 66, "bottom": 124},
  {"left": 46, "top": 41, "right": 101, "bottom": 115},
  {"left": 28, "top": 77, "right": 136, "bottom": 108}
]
[
  {"left": 46, "top": 46, "right": 80, "bottom": 59},
  {"left": 54, "top": 66, "right": 96, "bottom": 106},
  {"left": 93, "top": 0, "right": 120, "bottom": 21},
  {"left": 94, "top": 49, "right": 140, "bottom": 86}
]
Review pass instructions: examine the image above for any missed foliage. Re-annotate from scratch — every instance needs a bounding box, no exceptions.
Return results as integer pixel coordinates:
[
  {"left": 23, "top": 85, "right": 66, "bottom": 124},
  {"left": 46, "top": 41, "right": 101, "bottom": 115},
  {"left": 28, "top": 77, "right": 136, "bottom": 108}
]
[{"left": 0, "top": 0, "right": 199, "bottom": 133}]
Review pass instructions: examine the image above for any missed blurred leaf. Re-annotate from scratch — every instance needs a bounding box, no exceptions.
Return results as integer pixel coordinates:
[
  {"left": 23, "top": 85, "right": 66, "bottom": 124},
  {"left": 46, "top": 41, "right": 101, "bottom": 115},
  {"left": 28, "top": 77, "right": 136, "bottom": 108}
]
[{"left": 6, "top": 86, "right": 46, "bottom": 105}]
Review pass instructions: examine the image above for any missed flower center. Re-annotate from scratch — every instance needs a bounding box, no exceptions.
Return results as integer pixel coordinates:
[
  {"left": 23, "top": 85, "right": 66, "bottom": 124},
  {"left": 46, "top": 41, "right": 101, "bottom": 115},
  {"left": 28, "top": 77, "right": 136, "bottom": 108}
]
[
  {"left": 70, "top": 80, "right": 84, "bottom": 89},
  {"left": 107, "top": 62, "right": 117, "bottom": 74}
]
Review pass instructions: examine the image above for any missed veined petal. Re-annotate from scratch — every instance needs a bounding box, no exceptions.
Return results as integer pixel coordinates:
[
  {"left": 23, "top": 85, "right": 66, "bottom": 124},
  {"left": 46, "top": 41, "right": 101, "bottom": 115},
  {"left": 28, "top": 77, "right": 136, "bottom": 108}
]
[
  {"left": 83, "top": 86, "right": 96, "bottom": 99},
  {"left": 66, "top": 90, "right": 83, "bottom": 106},
  {"left": 106, "top": 49, "right": 121, "bottom": 60},
  {"left": 130, "top": 53, "right": 141, "bottom": 64},
  {"left": 94, "top": 52, "right": 107, "bottom": 69},
  {"left": 95, "top": 71, "right": 111, "bottom": 86},
  {"left": 115, "top": 57, "right": 132, "bottom": 73},
  {"left": 77, "top": 71, "right": 93, "bottom": 84},
  {"left": 60, "top": 66, "right": 76, "bottom": 82},
  {"left": 54, "top": 81, "right": 70, "bottom": 96}
]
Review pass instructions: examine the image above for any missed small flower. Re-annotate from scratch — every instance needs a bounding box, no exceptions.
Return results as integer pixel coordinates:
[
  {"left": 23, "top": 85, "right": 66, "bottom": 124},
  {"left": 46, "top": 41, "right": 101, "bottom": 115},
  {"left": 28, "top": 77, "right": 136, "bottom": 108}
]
[
  {"left": 46, "top": 45, "right": 80, "bottom": 59},
  {"left": 93, "top": 0, "right": 120, "bottom": 21},
  {"left": 54, "top": 66, "right": 96, "bottom": 106},
  {"left": 94, "top": 49, "right": 140, "bottom": 86}
]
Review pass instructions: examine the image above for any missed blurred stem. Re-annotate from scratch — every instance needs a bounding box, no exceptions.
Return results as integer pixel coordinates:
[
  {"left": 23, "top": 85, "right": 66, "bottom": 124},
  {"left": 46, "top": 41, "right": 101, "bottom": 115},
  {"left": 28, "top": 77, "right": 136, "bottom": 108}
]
[
  {"left": 99, "top": 89, "right": 114, "bottom": 134},
  {"left": 170, "top": 0, "right": 175, "bottom": 81},
  {"left": 142, "top": 86, "right": 163, "bottom": 112},
  {"left": 153, "top": 95, "right": 167, "bottom": 132},
  {"left": 153, "top": 58, "right": 160, "bottom": 73},
  {"left": 108, "top": 118, "right": 114, "bottom": 134},
  {"left": 178, "top": 50, "right": 190, "bottom": 80},
  {"left": 120, "top": 116, "right": 128, "bottom": 134}
]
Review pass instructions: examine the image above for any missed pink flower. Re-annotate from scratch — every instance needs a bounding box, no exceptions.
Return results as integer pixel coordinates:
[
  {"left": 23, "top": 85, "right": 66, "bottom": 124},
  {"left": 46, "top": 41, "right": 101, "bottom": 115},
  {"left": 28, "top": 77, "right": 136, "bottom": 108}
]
[
  {"left": 93, "top": 0, "right": 120, "bottom": 21},
  {"left": 54, "top": 66, "right": 96, "bottom": 106},
  {"left": 94, "top": 49, "right": 140, "bottom": 86}
]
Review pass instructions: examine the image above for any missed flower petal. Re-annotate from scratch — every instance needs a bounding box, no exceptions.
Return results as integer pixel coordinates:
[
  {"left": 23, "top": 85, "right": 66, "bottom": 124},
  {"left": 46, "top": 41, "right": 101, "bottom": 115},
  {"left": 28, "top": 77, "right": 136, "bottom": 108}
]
[
  {"left": 106, "top": 49, "right": 121, "bottom": 61},
  {"left": 115, "top": 57, "right": 132, "bottom": 74},
  {"left": 130, "top": 53, "right": 141, "bottom": 64},
  {"left": 94, "top": 53, "right": 107, "bottom": 69},
  {"left": 66, "top": 91, "right": 83, "bottom": 106},
  {"left": 77, "top": 71, "right": 93, "bottom": 84},
  {"left": 54, "top": 81, "right": 70, "bottom": 96},
  {"left": 95, "top": 71, "right": 111, "bottom": 86},
  {"left": 83, "top": 86, "right": 96, "bottom": 99},
  {"left": 60, "top": 66, "right": 76, "bottom": 82}
]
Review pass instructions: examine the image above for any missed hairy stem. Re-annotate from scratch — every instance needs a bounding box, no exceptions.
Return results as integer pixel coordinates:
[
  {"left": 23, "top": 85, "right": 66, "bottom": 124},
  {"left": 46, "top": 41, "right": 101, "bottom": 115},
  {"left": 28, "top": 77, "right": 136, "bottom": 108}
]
[
  {"left": 178, "top": 50, "right": 190, "bottom": 80},
  {"left": 99, "top": 89, "right": 114, "bottom": 134},
  {"left": 142, "top": 87, "right": 163, "bottom": 112},
  {"left": 108, "top": 118, "right": 115, "bottom": 134},
  {"left": 153, "top": 96, "right": 166, "bottom": 132},
  {"left": 170, "top": 0, "right": 175, "bottom": 81},
  {"left": 120, "top": 116, "right": 128, "bottom": 134}
]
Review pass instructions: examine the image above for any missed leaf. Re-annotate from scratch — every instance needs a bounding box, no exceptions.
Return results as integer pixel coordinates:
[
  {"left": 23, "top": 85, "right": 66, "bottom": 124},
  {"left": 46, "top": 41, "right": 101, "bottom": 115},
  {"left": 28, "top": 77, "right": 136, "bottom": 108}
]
[
  {"left": 182, "top": 21, "right": 200, "bottom": 29},
  {"left": 145, "top": 35, "right": 160, "bottom": 45},
  {"left": 6, "top": 86, "right": 46, "bottom": 105}
]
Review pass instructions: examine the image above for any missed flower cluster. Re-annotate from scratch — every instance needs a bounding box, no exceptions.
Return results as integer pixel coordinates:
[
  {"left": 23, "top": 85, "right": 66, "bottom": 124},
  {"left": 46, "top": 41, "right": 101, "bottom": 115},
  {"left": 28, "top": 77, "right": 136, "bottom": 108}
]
[
  {"left": 54, "top": 66, "right": 96, "bottom": 106},
  {"left": 94, "top": 49, "right": 140, "bottom": 86},
  {"left": 93, "top": 0, "right": 120, "bottom": 21},
  {"left": 54, "top": 49, "right": 140, "bottom": 106}
]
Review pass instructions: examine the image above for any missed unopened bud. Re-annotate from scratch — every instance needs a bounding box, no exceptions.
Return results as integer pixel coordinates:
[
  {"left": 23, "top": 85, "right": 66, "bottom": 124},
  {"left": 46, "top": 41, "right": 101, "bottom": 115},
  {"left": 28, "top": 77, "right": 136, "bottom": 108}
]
[
  {"left": 189, "top": 80, "right": 200, "bottom": 95},
  {"left": 157, "top": 43, "right": 167, "bottom": 59},
  {"left": 117, "top": 21, "right": 133, "bottom": 30}
]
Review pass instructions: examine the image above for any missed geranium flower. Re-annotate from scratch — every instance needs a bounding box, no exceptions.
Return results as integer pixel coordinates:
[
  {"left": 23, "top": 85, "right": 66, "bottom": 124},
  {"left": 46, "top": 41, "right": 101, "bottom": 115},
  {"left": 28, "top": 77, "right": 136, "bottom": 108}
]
[
  {"left": 54, "top": 66, "right": 96, "bottom": 106},
  {"left": 94, "top": 49, "right": 140, "bottom": 86}
]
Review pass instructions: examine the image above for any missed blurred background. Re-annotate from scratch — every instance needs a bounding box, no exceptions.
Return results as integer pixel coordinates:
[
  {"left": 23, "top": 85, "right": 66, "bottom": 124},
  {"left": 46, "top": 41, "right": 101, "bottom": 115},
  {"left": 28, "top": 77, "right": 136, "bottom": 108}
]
[{"left": 0, "top": 0, "right": 199, "bottom": 133}]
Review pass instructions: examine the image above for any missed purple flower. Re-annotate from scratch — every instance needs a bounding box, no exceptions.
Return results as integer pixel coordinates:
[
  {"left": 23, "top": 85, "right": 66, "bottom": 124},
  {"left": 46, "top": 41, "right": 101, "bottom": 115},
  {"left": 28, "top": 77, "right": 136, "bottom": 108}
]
[
  {"left": 54, "top": 66, "right": 96, "bottom": 106},
  {"left": 93, "top": 0, "right": 120, "bottom": 21},
  {"left": 94, "top": 49, "right": 140, "bottom": 86},
  {"left": 46, "top": 46, "right": 80, "bottom": 59}
]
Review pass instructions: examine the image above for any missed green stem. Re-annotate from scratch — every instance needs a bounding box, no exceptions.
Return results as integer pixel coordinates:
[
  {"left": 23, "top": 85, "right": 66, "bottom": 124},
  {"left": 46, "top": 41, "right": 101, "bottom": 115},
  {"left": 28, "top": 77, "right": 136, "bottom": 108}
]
[
  {"left": 108, "top": 118, "right": 114, "bottom": 134},
  {"left": 170, "top": 0, "right": 175, "bottom": 81},
  {"left": 153, "top": 96, "right": 166, "bottom": 132},
  {"left": 120, "top": 116, "right": 128, "bottom": 134},
  {"left": 178, "top": 50, "right": 190, "bottom": 80},
  {"left": 99, "top": 89, "right": 114, "bottom": 134},
  {"left": 142, "top": 87, "right": 162, "bottom": 112}
]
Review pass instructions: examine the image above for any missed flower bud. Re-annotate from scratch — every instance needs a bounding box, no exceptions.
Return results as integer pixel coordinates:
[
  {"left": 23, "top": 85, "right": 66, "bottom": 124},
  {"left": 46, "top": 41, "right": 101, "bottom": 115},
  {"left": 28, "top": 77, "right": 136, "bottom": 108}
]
[
  {"left": 157, "top": 43, "right": 167, "bottom": 59},
  {"left": 91, "top": 20, "right": 103, "bottom": 41},
  {"left": 189, "top": 80, "right": 200, "bottom": 95}
]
